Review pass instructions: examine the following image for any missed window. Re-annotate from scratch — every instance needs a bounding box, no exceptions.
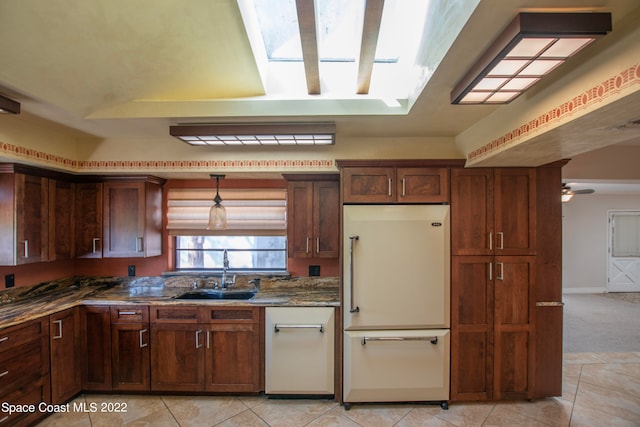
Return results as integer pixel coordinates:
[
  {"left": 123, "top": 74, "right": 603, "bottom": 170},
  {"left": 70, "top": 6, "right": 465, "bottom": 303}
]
[
  {"left": 167, "top": 186, "right": 287, "bottom": 271},
  {"left": 175, "top": 236, "right": 287, "bottom": 271},
  {"left": 611, "top": 212, "right": 640, "bottom": 257}
]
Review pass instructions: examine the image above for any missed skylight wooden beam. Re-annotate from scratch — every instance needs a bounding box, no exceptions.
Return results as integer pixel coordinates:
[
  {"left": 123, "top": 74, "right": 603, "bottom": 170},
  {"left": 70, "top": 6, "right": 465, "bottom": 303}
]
[
  {"left": 357, "top": 0, "right": 385, "bottom": 94},
  {"left": 296, "top": 0, "right": 321, "bottom": 94}
]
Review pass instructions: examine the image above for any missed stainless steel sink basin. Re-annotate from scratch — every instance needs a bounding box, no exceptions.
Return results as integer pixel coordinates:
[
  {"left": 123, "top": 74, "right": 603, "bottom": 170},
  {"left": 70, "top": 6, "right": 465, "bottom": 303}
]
[{"left": 174, "top": 289, "right": 257, "bottom": 300}]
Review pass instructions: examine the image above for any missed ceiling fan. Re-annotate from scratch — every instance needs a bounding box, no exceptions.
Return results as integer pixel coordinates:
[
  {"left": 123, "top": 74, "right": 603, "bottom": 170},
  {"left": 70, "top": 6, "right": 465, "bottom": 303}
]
[{"left": 562, "top": 183, "right": 595, "bottom": 202}]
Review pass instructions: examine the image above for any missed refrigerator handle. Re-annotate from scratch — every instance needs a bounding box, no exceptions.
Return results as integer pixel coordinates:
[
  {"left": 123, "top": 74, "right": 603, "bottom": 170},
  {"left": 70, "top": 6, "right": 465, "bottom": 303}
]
[{"left": 349, "top": 236, "right": 360, "bottom": 313}]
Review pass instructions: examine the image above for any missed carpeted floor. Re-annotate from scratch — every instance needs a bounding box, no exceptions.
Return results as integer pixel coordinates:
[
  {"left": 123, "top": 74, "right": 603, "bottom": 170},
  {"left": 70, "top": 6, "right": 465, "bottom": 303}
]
[{"left": 563, "top": 292, "right": 640, "bottom": 353}]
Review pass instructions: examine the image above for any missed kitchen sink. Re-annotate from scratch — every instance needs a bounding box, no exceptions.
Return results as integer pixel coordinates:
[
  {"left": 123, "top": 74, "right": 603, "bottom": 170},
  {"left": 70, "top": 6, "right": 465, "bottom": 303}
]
[{"left": 175, "top": 289, "right": 257, "bottom": 300}]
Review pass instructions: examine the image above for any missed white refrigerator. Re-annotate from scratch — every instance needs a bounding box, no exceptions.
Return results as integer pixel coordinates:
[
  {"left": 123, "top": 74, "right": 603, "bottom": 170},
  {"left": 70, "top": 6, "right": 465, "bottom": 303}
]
[{"left": 342, "top": 204, "right": 450, "bottom": 409}]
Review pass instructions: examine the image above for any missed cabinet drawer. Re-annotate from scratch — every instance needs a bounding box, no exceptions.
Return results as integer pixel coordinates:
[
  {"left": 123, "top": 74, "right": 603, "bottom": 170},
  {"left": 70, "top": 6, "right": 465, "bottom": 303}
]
[
  {"left": 111, "top": 305, "right": 149, "bottom": 323},
  {"left": 150, "top": 306, "right": 200, "bottom": 323},
  {"left": 0, "top": 340, "right": 46, "bottom": 396},
  {"left": 202, "top": 307, "right": 259, "bottom": 323},
  {"left": 0, "top": 376, "right": 50, "bottom": 426},
  {"left": 0, "top": 319, "right": 47, "bottom": 357}
]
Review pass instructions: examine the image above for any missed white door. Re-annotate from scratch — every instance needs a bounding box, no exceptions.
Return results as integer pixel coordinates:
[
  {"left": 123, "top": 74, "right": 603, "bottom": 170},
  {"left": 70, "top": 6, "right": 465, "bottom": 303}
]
[
  {"left": 343, "top": 329, "right": 450, "bottom": 403},
  {"left": 265, "top": 307, "right": 334, "bottom": 394},
  {"left": 608, "top": 211, "right": 640, "bottom": 292},
  {"left": 343, "top": 205, "right": 450, "bottom": 330}
]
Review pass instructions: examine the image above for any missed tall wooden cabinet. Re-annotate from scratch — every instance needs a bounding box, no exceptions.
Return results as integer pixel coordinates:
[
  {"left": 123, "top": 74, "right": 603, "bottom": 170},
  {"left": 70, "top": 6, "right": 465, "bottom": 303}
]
[
  {"left": 450, "top": 165, "right": 563, "bottom": 401},
  {"left": 103, "top": 177, "right": 164, "bottom": 258},
  {"left": 285, "top": 175, "right": 340, "bottom": 259}
]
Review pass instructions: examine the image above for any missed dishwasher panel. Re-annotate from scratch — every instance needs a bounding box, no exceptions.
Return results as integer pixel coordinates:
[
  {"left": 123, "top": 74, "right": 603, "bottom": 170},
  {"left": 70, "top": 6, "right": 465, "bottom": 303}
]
[
  {"left": 343, "top": 329, "right": 450, "bottom": 402},
  {"left": 265, "top": 307, "right": 335, "bottom": 395}
]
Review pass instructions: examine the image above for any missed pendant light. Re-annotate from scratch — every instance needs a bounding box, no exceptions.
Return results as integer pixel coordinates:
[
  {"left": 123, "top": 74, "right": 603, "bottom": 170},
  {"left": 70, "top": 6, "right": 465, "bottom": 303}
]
[{"left": 207, "top": 174, "right": 227, "bottom": 230}]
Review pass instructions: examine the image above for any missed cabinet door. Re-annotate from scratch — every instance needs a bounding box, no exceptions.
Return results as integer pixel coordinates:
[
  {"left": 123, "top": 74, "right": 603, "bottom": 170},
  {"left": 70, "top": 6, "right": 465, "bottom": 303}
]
[
  {"left": 313, "top": 181, "right": 339, "bottom": 258},
  {"left": 396, "top": 167, "right": 449, "bottom": 203},
  {"left": 15, "top": 173, "right": 49, "bottom": 264},
  {"left": 75, "top": 182, "right": 103, "bottom": 258},
  {"left": 111, "top": 322, "right": 150, "bottom": 391},
  {"left": 81, "top": 306, "right": 112, "bottom": 391},
  {"left": 493, "top": 256, "right": 535, "bottom": 400},
  {"left": 50, "top": 307, "right": 81, "bottom": 404},
  {"left": 205, "top": 323, "right": 260, "bottom": 392},
  {"left": 342, "top": 167, "right": 395, "bottom": 203},
  {"left": 49, "top": 179, "right": 75, "bottom": 260},
  {"left": 103, "top": 181, "right": 145, "bottom": 258},
  {"left": 150, "top": 323, "right": 205, "bottom": 391},
  {"left": 287, "top": 181, "right": 314, "bottom": 258},
  {"left": 450, "top": 256, "right": 494, "bottom": 401},
  {"left": 494, "top": 169, "right": 536, "bottom": 255},
  {"left": 451, "top": 168, "right": 493, "bottom": 256}
]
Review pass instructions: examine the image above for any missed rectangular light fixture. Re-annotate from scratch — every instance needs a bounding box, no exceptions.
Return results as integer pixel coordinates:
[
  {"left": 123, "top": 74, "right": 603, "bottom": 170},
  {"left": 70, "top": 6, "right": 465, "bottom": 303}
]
[
  {"left": 170, "top": 123, "right": 336, "bottom": 146},
  {"left": 451, "top": 12, "right": 612, "bottom": 105},
  {"left": 0, "top": 94, "right": 20, "bottom": 114}
]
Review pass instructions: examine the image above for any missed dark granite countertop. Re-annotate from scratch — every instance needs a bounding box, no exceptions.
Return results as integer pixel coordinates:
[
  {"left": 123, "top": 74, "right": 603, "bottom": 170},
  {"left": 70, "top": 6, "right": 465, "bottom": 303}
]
[{"left": 0, "top": 275, "right": 340, "bottom": 329}]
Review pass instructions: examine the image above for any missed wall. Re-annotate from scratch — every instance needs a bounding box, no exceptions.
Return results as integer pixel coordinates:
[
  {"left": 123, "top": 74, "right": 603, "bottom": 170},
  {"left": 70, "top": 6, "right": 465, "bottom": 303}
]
[{"left": 562, "top": 193, "right": 640, "bottom": 293}]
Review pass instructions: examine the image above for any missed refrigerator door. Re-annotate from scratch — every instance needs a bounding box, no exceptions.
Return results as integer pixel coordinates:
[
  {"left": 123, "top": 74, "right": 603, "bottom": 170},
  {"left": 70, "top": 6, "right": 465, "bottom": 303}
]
[
  {"left": 343, "top": 205, "right": 450, "bottom": 330},
  {"left": 343, "top": 329, "right": 450, "bottom": 402}
]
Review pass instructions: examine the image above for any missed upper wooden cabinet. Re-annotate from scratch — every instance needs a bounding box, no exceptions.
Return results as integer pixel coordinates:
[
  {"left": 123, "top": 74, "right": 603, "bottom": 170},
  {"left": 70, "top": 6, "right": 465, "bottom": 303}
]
[
  {"left": 451, "top": 168, "right": 536, "bottom": 256},
  {"left": 0, "top": 166, "right": 49, "bottom": 265},
  {"left": 337, "top": 161, "right": 453, "bottom": 204},
  {"left": 75, "top": 182, "right": 103, "bottom": 259},
  {"left": 49, "top": 178, "right": 75, "bottom": 260},
  {"left": 103, "top": 178, "right": 164, "bottom": 258},
  {"left": 285, "top": 175, "right": 340, "bottom": 259}
]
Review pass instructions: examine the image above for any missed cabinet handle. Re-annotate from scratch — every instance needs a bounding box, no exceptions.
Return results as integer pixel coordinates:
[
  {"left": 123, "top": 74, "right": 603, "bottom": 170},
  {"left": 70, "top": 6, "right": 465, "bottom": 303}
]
[
  {"left": 53, "top": 320, "right": 63, "bottom": 339},
  {"left": 401, "top": 178, "right": 406, "bottom": 197},
  {"left": 489, "top": 262, "right": 493, "bottom": 281},
  {"left": 0, "top": 415, "right": 8, "bottom": 423},
  {"left": 195, "top": 330, "right": 203, "bottom": 349},
  {"left": 496, "top": 262, "right": 504, "bottom": 281},
  {"left": 118, "top": 311, "right": 139, "bottom": 316},
  {"left": 139, "top": 329, "right": 148, "bottom": 348},
  {"left": 536, "top": 301, "right": 565, "bottom": 307},
  {"left": 274, "top": 324, "right": 324, "bottom": 333},
  {"left": 0, "top": 336, "right": 8, "bottom": 344},
  {"left": 497, "top": 232, "right": 504, "bottom": 250},
  {"left": 92, "top": 238, "right": 100, "bottom": 253},
  {"left": 21, "top": 240, "right": 29, "bottom": 258},
  {"left": 136, "top": 237, "right": 144, "bottom": 252},
  {"left": 206, "top": 331, "right": 210, "bottom": 349},
  {"left": 361, "top": 336, "right": 439, "bottom": 345},
  {"left": 316, "top": 237, "right": 320, "bottom": 254},
  {"left": 306, "top": 237, "right": 310, "bottom": 254},
  {"left": 489, "top": 232, "right": 493, "bottom": 250},
  {"left": 0, "top": 370, "right": 8, "bottom": 378},
  {"left": 388, "top": 178, "right": 392, "bottom": 197},
  {"left": 349, "top": 236, "right": 360, "bottom": 313}
]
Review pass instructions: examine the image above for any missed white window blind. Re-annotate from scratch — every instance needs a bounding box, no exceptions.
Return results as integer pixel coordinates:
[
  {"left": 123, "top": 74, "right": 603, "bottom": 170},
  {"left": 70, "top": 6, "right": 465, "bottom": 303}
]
[{"left": 167, "top": 188, "right": 287, "bottom": 235}]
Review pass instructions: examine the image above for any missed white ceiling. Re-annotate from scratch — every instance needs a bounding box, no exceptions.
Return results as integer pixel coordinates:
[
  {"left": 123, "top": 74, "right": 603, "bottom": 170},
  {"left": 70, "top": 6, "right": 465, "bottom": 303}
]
[{"left": 0, "top": 0, "right": 639, "bottom": 175}]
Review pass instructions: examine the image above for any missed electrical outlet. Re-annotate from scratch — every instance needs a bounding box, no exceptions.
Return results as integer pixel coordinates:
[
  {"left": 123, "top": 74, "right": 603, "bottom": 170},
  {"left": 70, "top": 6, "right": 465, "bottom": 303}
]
[
  {"left": 5, "top": 274, "right": 15, "bottom": 288},
  {"left": 128, "top": 265, "right": 136, "bottom": 277},
  {"left": 309, "top": 265, "right": 320, "bottom": 277}
]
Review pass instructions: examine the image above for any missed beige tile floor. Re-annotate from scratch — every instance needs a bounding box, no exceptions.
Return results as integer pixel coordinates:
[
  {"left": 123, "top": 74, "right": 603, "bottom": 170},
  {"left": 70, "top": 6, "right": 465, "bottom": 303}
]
[{"left": 37, "top": 352, "right": 640, "bottom": 427}]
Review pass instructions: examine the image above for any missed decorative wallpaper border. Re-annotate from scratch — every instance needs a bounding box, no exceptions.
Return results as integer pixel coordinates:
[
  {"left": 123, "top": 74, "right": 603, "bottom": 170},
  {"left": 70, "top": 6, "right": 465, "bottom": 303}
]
[
  {"left": 467, "top": 63, "right": 640, "bottom": 163},
  {"left": 0, "top": 140, "right": 335, "bottom": 172}
]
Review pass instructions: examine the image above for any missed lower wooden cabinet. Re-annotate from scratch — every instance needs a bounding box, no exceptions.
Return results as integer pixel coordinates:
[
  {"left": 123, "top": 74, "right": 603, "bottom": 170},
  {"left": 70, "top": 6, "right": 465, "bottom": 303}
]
[
  {"left": 50, "top": 307, "right": 81, "bottom": 404},
  {"left": 81, "top": 306, "right": 112, "bottom": 390},
  {"left": 111, "top": 306, "right": 150, "bottom": 391},
  {"left": 150, "top": 305, "right": 262, "bottom": 393},
  {"left": 0, "top": 317, "right": 50, "bottom": 426}
]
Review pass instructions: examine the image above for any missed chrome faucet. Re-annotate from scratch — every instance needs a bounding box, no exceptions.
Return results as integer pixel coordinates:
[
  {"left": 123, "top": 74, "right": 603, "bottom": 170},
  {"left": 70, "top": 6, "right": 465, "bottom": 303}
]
[{"left": 221, "top": 249, "right": 235, "bottom": 288}]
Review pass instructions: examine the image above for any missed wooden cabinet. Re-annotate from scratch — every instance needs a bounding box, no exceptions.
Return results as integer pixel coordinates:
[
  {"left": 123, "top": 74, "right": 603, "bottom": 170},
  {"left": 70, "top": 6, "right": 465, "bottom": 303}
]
[
  {"left": 49, "top": 179, "right": 75, "bottom": 260},
  {"left": 81, "top": 305, "right": 112, "bottom": 390},
  {"left": 111, "top": 306, "right": 150, "bottom": 391},
  {"left": 102, "top": 178, "right": 164, "bottom": 258},
  {"left": 451, "top": 168, "right": 535, "bottom": 256},
  {"left": 202, "top": 306, "right": 262, "bottom": 392},
  {"left": 285, "top": 176, "right": 339, "bottom": 258},
  {"left": 150, "top": 305, "right": 262, "bottom": 393},
  {"left": 0, "top": 317, "right": 50, "bottom": 426},
  {"left": 0, "top": 168, "right": 49, "bottom": 265},
  {"left": 451, "top": 164, "right": 563, "bottom": 402},
  {"left": 50, "top": 307, "right": 81, "bottom": 404},
  {"left": 340, "top": 164, "right": 449, "bottom": 203},
  {"left": 75, "top": 182, "right": 103, "bottom": 258}
]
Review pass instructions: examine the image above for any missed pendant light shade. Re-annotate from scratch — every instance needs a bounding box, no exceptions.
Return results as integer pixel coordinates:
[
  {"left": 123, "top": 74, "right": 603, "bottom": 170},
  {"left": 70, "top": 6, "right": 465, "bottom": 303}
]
[{"left": 207, "top": 174, "right": 227, "bottom": 230}]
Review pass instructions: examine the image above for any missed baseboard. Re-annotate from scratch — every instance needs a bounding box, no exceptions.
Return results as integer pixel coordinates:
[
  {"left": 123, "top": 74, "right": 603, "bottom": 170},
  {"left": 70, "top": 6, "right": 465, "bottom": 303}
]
[{"left": 562, "top": 287, "right": 607, "bottom": 294}]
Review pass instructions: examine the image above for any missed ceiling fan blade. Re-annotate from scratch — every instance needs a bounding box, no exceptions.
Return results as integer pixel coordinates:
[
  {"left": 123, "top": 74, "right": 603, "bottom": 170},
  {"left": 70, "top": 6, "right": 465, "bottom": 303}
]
[{"left": 572, "top": 189, "right": 595, "bottom": 194}]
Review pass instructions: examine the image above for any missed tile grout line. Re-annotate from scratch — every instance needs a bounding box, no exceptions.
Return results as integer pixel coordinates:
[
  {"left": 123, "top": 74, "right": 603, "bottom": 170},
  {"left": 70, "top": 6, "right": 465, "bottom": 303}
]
[
  {"left": 567, "top": 364, "right": 584, "bottom": 427},
  {"left": 159, "top": 396, "right": 182, "bottom": 427}
]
